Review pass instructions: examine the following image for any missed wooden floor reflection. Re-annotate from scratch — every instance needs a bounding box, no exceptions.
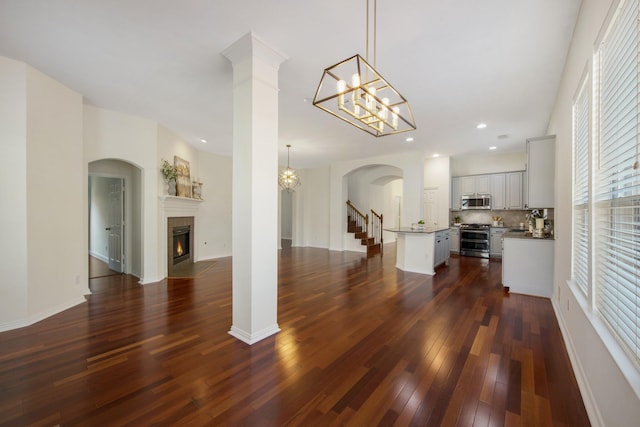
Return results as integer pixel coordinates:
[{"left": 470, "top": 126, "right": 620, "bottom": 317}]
[{"left": 1, "top": 245, "right": 590, "bottom": 426}]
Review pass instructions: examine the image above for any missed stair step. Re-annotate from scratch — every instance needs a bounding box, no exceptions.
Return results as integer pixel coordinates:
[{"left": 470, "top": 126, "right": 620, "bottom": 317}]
[
  {"left": 361, "top": 237, "right": 374, "bottom": 246},
  {"left": 355, "top": 232, "right": 368, "bottom": 240},
  {"left": 367, "top": 243, "right": 381, "bottom": 257}
]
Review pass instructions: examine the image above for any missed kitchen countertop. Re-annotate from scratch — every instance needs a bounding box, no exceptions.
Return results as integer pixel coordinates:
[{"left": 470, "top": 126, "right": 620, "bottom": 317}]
[
  {"left": 503, "top": 230, "right": 554, "bottom": 240},
  {"left": 385, "top": 226, "right": 450, "bottom": 234}
]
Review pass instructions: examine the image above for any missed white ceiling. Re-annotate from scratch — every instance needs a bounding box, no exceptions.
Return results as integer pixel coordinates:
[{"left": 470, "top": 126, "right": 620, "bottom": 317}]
[{"left": 0, "top": 0, "right": 581, "bottom": 169}]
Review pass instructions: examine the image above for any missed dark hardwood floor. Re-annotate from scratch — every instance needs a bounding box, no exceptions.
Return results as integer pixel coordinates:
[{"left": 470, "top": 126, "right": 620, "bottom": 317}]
[
  {"left": 88, "top": 256, "right": 121, "bottom": 279},
  {"left": 1, "top": 245, "right": 589, "bottom": 426}
]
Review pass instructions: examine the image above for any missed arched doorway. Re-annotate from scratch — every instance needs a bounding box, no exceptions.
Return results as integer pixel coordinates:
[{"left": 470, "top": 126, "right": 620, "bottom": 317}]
[{"left": 88, "top": 159, "right": 144, "bottom": 279}]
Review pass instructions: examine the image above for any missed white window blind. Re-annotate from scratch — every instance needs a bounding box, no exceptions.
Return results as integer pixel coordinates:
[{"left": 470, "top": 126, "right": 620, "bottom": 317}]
[
  {"left": 572, "top": 75, "right": 590, "bottom": 296},
  {"left": 594, "top": 0, "right": 640, "bottom": 364}
]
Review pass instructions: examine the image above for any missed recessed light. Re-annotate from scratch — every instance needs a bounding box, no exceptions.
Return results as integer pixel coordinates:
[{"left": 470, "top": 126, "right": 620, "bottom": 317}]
[
  {"left": 477, "top": 123, "right": 487, "bottom": 129},
  {"left": 489, "top": 146, "right": 497, "bottom": 150},
  {"left": 433, "top": 153, "right": 440, "bottom": 158},
  {"left": 405, "top": 137, "right": 414, "bottom": 142},
  {"left": 199, "top": 138, "right": 207, "bottom": 143}
]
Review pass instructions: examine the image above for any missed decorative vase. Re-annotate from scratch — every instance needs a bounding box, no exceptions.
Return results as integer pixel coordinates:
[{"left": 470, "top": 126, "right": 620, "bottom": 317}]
[{"left": 168, "top": 179, "right": 177, "bottom": 196}]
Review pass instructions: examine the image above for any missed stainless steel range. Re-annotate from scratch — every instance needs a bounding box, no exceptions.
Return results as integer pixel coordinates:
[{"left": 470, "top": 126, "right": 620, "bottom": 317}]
[{"left": 459, "top": 223, "right": 490, "bottom": 258}]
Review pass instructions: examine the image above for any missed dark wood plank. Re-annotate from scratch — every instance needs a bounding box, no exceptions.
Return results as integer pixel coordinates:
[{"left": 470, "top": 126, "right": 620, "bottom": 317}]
[{"left": 0, "top": 247, "right": 590, "bottom": 426}]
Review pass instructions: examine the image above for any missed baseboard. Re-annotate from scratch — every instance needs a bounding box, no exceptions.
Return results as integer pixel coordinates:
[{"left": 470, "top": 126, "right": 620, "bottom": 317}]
[
  {"left": 552, "top": 297, "right": 603, "bottom": 427},
  {"left": 0, "top": 296, "right": 87, "bottom": 333},
  {"left": 228, "top": 324, "right": 281, "bottom": 345},
  {"left": 89, "top": 250, "right": 108, "bottom": 263},
  {"left": 138, "top": 276, "right": 162, "bottom": 285}
]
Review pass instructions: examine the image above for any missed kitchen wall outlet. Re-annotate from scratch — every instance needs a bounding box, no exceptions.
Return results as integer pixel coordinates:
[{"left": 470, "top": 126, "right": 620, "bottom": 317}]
[{"left": 75, "top": 275, "right": 80, "bottom": 284}]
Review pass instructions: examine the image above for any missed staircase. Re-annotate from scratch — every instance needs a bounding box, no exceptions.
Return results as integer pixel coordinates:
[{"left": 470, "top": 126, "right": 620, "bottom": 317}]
[{"left": 346, "top": 200, "right": 383, "bottom": 258}]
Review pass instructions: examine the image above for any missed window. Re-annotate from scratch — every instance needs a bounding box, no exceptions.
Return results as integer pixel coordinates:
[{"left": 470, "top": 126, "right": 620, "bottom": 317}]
[
  {"left": 572, "top": 74, "right": 590, "bottom": 297},
  {"left": 590, "top": 0, "right": 640, "bottom": 364}
]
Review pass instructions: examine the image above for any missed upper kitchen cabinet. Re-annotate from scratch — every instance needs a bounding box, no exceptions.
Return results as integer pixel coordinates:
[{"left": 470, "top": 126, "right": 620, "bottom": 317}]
[
  {"left": 526, "top": 135, "right": 555, "bottom": 208},
  {"left": 490, "top": 172, "right": 523, "bottom": 210},
  {"left": 490, "top": 174, "right": 506, "bottom": 209},
  {"left": 506, "top": 172, "right": 524, "bottom": 209},
  {"left": 451, "top": 177, "right": 461, "bottom": 210},
  {"left": 461, "top": 174, "right": 490, "bottom": 195}
]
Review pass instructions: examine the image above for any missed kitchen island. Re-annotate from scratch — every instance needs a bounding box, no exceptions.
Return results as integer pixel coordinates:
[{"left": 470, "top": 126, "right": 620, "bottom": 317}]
[
  {"left": 502, "top": 231, "right": 554, "bottom": 298},
  {"left": 385, "top": 227, "right": 449, "bottom": 275}
]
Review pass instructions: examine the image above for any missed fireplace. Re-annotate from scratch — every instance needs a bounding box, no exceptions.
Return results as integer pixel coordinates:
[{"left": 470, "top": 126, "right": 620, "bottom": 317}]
[
  {"left": 167, "top": 216, "right": 194, "bottom": 276},
  {"left": 173, "top": 226, "right": 190, "bottom": 264}
]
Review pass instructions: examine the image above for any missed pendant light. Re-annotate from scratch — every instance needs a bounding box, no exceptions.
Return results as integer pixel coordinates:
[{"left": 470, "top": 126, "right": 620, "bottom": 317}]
[
  {"left": 279, "top": 145, "right": 301, "bottom": 192},
  {"left": 312, "top": 0, "right": 416, "bottom": 137}
]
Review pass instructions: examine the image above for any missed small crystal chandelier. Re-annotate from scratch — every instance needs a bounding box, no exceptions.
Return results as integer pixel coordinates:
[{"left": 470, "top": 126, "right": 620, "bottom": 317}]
[
  {"left": 312, "top": 0, "right": 416, "bottom": 137},
  {"left": 279, "top": 145, "right": 301, "bottom": 192}
]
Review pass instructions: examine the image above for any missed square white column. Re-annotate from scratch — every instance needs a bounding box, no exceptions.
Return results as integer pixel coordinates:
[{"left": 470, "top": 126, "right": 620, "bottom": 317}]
[{"left": 223, "top": 33, "right": 288, "bottom": 344}]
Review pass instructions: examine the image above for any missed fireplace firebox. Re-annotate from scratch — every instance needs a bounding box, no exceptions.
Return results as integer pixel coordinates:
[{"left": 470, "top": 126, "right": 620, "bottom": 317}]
[
  {"left": 173, "top": 226, "right": 190, "bottom": 265},
  {"left": 167, "top": 216, "right": 194, "bottom": 276}
]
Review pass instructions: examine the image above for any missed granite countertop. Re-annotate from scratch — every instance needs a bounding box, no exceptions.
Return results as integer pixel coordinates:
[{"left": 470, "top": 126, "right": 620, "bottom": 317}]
[
  {"left": 385, "top": 226, "right": 450, "bottom": 234},
  {"left": 502, "top": 230, "right": 555, "bottom": 240}
]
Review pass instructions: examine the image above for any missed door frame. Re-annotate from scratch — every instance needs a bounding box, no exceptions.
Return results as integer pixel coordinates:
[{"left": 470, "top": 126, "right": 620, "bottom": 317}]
[{"left": 89, "top": 173, "right": 128, "bottom": 274}]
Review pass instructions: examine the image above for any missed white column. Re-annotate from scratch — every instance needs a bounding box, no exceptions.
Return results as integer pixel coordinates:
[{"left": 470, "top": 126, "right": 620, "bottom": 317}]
[{"left": 222, "top": 33, "right": 288, "bottom": 344}]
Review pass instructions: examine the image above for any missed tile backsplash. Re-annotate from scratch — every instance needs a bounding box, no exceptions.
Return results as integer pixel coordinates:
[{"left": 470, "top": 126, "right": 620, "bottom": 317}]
[{"left": 450, "top": 209, "right": 554, "bottom": 229}]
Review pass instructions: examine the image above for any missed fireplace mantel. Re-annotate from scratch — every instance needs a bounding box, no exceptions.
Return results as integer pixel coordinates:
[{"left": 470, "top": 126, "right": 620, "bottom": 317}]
[{"left": 160, "top": 195, "right": 203, "bottom": 216}]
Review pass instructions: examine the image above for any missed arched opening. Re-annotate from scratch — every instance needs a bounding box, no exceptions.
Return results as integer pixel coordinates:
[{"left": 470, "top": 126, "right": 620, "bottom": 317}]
[
  {"left": 342, "top": 164, "right": 403, "bottom": 253},
  {"left": 88, "top": 159, "right": 144, "bottom": 280}
]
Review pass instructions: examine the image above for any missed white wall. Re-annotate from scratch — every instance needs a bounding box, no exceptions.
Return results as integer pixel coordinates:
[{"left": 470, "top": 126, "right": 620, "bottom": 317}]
[
  {"left": 88, "top": 176, "right": 112, "bottom": 261},
  {"left": 25, "top": 64, "right": 87, "bottom": 320},
  {"left": 0, "top": 57, "right": 28, "bottom": 329},
  {"left": 424, "top": 156, "right": 451, "bottom": 228},
  {"left": 547, "top": 1, "right": 640, "bottom": 426},
  {"left": 0, "top": 57, "right": 87, "bottom": 331},
  {"left": 197, "top": 151, "right": 233, "bottom": 260},
  {"left": 380, "top": 179, "right": 403, "bottom": 244},
  {"left": 451, "top": 152, "right": 527, "bottom": 176},
  {"left": 280, "top": 190, "right": 293, "bottom": 239},
  {"left": 293, "top": 167, "right": 331, "bottom": 248},
  {"left": 329, "top": 151, "right": 425, "bottom": 251},
  {"left": 84, "top": 105, "right": 161, "bottom": 282}
]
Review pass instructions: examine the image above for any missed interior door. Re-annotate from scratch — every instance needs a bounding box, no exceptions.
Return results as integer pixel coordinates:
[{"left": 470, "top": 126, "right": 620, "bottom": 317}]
[{"left": 107, "top": 179, "right": 124, "bottom": 272}]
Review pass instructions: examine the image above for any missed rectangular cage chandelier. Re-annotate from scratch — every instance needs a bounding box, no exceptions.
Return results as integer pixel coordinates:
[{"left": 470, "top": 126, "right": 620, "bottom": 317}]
[{"left": 312, "top": 0, "right": 416, "bottom": 137}]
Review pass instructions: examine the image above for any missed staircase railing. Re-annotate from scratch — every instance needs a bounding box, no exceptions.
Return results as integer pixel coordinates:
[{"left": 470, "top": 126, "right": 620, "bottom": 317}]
[
  {"left": 346, "top": 200, "right": 368, "bottom": 236},
  {"left": 370, "top": 209, "right": 383, "bottom": 256}
]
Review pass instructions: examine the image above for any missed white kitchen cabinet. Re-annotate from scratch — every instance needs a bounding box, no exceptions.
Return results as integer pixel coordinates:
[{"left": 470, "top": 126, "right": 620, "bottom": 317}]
[
  {"left": 526, "top": 136, "right": 555, "bottom": 208},
  {"left": 490, "top": 174, "right": 506, "bottom": 209},
  {"left": 490, "top": 228, "right": 507, "bottom": 257},
  {"left": 450, "top": 227, "right": 460, "bottom": 253},
  {"left": 502, "top": 237, "right": 554, "bottom": 297},
  {"left": 506, "top": 172, "right": 523, "bottom": 209},
  {"left": 452, "top": 172, "right": 524, "bottom": 210},
  {"left": 434, "top": 229, "right": 450, "bottom": 267},
  {"left": 461, "top": 175, "right": 490, "bottom": 195},
  {"left": 451, "top": 177, "right": 461, "bottom": 210}
]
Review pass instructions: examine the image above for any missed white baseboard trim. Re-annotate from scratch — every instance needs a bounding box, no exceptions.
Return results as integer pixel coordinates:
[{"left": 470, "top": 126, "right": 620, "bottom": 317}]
[
  {"left": 552, "top": 297, "right": 603, "bottom": 427},
  {"left": 0, "top": 296, "right": 87, "bottom": 333},
  {"left": 228, "top": 324, "right": 281, "bottom": 345},
  {"left": 138, "top": 276, "right": 162, "bottom": 285},
  {"left": 89, "top": 250, "right": 108, "bottom": 263}
]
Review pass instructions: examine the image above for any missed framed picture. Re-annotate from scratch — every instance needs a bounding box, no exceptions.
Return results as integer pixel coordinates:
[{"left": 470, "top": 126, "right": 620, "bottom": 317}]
[{"left": 174, "top": 156, "right": 192, "bottom": 198}]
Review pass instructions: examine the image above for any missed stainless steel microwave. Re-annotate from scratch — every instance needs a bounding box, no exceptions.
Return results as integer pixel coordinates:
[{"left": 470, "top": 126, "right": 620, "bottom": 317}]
[{"left": 461, "top": 194, "right": 491, "bottom": 210}]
